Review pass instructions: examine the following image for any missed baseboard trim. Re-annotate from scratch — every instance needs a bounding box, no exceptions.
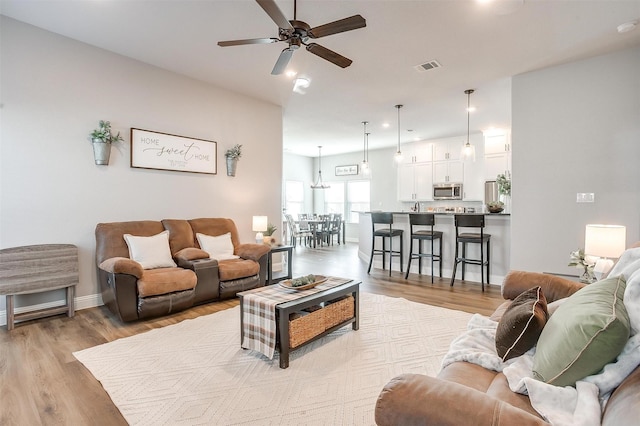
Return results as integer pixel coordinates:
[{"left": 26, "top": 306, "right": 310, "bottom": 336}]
[{"left": 0, "top": 293, "right": 103, "bottom": 327}]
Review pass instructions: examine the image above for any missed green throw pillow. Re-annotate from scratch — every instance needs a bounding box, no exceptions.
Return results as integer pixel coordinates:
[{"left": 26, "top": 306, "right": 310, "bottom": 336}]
[{"left": 532, "top": 275, "right": 630, "bottom": 387}]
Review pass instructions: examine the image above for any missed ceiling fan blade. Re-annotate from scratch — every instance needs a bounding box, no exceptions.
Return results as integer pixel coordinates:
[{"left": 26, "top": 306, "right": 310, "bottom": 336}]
[
  {"left": 218, "top": 38, "right": 280, "bottom": 47},
  {"left": 308, "top": 15, "right": 366, "bottom": 38},
  {"left": 306, "top": 43, "right": 352, "bottom": 68},
  {"left": 256, "top": 0, "right": 294, "bottom": 30},
  {"left": 272, "top": 48, "right": 294, "bottom": 75}
]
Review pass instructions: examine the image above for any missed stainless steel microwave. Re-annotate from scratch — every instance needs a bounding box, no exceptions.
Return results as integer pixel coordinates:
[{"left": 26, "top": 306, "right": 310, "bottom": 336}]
[{"left": 433, "top": 183, "right": 463, "bottom": 200}]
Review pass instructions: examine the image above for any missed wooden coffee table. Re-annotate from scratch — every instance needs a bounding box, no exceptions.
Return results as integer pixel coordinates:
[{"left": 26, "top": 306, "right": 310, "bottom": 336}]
[
  {"left": 276, "top": 280, "right": 360, "bottom": 368},
  {"left": 239, "top": 279, "right": 360, "bottom": 368}
]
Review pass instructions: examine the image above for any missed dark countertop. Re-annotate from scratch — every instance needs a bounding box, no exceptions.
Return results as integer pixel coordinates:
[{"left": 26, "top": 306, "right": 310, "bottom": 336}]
[{"left": 361, "top": 211, "right": 510, "bottom": 216}]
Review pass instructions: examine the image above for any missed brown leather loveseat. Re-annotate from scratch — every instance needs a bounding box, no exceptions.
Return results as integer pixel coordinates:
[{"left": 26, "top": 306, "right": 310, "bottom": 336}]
[
  {"left": 95, "top": 218, "right": 270, "bottom": 322},
  {"left": 375, "top": 271, "right": 640, "bottom": 425}
]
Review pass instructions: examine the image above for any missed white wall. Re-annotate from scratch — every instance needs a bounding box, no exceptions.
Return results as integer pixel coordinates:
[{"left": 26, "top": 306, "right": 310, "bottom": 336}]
[
  {"left": 283, "top": 147, "right": 403, "bottom": 242},
  {"left": 0, "top": 17, "right": 283, "bottom": 317},
  {"left": 283, "top": 152, "right": 314, "bottom": 215},
  {"left": 511, "top": 46, "right": 640, "bottom": 275}
]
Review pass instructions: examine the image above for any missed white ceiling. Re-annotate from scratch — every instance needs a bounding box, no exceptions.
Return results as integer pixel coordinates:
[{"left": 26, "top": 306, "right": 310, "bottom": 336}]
[{"left": 2, "top": 0, "right": 639, "bottom": 157}]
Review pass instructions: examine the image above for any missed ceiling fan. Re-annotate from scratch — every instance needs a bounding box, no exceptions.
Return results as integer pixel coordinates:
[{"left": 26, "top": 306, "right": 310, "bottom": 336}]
[{"left": 218, "top": 0, "right": 366, "bottom": 75}]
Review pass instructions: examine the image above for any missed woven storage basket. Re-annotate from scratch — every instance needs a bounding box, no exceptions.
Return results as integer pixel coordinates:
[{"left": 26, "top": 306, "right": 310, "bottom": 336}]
[
  {"left": 288, "top": 296, "right": 354, "bottom": 348},
  {"left": 289, "top": 308, "right": 326, "bottom": 348},
  {"left": 324, "top": 296, "right": 354, "bottom": 330}
]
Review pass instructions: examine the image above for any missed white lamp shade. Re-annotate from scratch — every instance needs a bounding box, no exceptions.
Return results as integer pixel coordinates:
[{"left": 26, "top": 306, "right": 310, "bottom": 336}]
[
  {"left": 584, "top": 224, "right": 626, "bottom": 258},
  {"left": 252, "top": 216, "right": 268, "bottom": 232}
]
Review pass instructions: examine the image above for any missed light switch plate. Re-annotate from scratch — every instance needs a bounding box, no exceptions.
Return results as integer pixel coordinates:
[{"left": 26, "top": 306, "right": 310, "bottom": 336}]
[{"left": 577, "top": 193, "right": 595, "bottom": 203}]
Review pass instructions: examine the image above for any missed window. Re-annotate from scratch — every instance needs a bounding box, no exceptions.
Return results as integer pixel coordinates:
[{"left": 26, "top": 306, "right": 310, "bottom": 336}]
[
  {"left": 284, "top": 181, "right": 304, "bottom": 218},
  {"left": 347, "top": 180, "right": 370, "bottom": 223},
  {"left": 324, "top": 182, "right": 345, "bottom": 216},
  {"left": 322, "top": 180, "right": 370, "bottom": 223}
]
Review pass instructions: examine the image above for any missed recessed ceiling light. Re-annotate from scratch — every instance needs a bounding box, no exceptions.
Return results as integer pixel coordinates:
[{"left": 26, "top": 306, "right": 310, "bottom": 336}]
[
  {"left": 382, "top": 123, "right": 390, "bottom": 128},
  {"left": 293, "top": 77, "right": 310, "bottom": 94},
  {"left": 285, "top": 70, "right": 297, "bottom": 78},
  {"left": 617, "top": 21, "right": 638, "bottom": 34}
]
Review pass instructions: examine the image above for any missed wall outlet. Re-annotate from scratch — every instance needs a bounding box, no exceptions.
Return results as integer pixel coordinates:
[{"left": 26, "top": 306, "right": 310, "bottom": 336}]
[{"left": 576, "top": 193, "right": 595, "bottom": 203}]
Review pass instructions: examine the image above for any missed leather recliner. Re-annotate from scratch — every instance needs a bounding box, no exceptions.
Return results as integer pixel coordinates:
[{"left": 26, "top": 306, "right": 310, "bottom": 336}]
[{"left": 95, "top": 218, "right": 270, "bottom": 322}]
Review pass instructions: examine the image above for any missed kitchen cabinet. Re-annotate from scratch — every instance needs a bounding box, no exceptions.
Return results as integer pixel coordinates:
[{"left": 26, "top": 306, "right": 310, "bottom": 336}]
[
  {"left": 400, "top": 140, "right": 433, "bottom": 164},
  {"left": 398, "top": 162, "right": 433, "bottom": 201},
  {"left": 484, "top": 133, "right": 511, "bottom": 181},
  {"left": 433, "top": 139, "right": 462, "bottom": 162},
  {"left": 433, "top": 160, "right": 463, "bottom": 184},
  {"left": 485, "top": 154, "right": 511, "bottom": 181}
]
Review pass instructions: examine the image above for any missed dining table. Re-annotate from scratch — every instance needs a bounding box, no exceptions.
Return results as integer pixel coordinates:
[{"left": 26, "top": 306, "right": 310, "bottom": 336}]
[{"left": 297, "top": 218, "right": 345, "bottom": 248}]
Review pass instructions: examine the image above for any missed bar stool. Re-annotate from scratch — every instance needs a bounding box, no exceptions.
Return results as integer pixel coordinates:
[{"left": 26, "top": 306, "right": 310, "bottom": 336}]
[
  {"left": 405, "top": 214, "right": 443, "bottom": 283},
  {"left": 450, "top": 214, "right": 491, "bottom": 291},
  {"left": 367, "top": 212, "right": 404, "bottom": 276}
]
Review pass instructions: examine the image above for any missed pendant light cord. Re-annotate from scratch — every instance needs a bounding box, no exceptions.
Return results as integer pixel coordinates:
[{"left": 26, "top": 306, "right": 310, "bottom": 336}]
[
  {"left": 362, "top": 121, "right": 368, "bottom": 163},
  {"left": 395, "top": 104, "right": 403, "bottom": 153},
  {"left": 465, "top": 89, "right": 474, "bottom": 145}
]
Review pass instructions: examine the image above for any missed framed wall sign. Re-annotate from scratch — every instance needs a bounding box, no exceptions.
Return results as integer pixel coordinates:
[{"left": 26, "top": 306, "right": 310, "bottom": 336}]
[
  {"left": 335, "top": 164, "right": 359, "bottom": 176},
  {"left": 130, "top": 128, "right": 217, "bottom": 174}
]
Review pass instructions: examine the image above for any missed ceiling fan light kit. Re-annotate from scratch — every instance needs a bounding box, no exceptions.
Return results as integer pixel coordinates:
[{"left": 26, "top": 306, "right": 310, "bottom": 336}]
[{"left": 218, "top": 0, "right": 366, "bottom": 75}]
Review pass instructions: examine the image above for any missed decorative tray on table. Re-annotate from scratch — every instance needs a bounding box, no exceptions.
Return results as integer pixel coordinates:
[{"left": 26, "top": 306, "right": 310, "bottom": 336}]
[{"left": 279, "top": 274, "right": 328, "bottom": 291}]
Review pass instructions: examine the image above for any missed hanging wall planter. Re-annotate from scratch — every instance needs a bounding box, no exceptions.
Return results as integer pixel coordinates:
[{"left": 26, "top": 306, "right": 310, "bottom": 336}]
[
  {"left": 226, "top": 157, "right": 238, "bottom": 176},
  {"left": 88, "top": 120, "right": 123, "bottom": 166},
  {"left": 224, "top": 144, "right": 242, "bottom": 177},
  {"left": 92, "top": 139, "right": 111, "bottom": 165}
]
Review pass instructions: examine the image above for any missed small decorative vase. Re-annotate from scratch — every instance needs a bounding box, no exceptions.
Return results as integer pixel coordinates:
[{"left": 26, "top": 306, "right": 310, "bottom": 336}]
[
  {"left": 226, "top": 157, "right": 238, "bottom": 176},
  {"left": 579, "top": 267, "right": 596, "bottom": 284},
  {"left": 92, "top": 139, "right": 111, "bottom": 165}
]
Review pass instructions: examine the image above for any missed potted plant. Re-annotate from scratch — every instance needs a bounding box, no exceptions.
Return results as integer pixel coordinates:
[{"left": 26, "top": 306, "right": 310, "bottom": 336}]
[
  {"left": 496, "top": 173, "right": 511, "bottom": 196},
  {"left": 225, "top": 144, "right": 242, "bottom": 176},
  {"left": 568, "top": 248, "right": 596, "bottom": 283},
  {"left": 89, "top": 120, "right": 124, "bottom": 165},
  {"left": 263, "top": 223, "right": 277, "bottom": 245},
  {"left": 496, "top": 173, "right": 511, "bottom": 212}
]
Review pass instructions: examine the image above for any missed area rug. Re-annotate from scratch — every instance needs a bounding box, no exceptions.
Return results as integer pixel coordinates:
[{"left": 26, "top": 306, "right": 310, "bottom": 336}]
[{"left": 73, "top": 292, "right": 472, "bottom": 425}]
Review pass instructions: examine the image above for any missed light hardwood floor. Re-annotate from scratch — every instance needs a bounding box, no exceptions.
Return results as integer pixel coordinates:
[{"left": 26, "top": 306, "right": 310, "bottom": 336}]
[{"left": 0, "top": 242, "right": 504, "bottom": 425}]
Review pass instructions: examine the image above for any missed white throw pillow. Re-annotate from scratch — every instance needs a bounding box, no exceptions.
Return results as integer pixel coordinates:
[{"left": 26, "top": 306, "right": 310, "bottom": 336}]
[
  {"left": 196, "top": 232, "right": 239, "bottom": 261},
  {"left": 123, "top": 230, "right": 177, "bottom": 269}
]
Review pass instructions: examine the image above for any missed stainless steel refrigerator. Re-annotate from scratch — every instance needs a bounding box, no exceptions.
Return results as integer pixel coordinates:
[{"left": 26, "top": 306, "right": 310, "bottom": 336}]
[{"left": 484, "top": 181, "right": 499, "bottom": 205}]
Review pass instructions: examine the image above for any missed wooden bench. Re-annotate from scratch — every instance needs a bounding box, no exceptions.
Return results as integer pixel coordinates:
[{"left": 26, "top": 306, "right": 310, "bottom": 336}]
[{"left": 0, "top": 244, "right": 78, "bottom": 330}]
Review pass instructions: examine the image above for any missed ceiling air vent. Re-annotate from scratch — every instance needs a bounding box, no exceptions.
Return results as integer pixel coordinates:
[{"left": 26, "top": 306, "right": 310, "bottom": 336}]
[{"left": 414, "top": 60, "right": 442, "bottom": 73}]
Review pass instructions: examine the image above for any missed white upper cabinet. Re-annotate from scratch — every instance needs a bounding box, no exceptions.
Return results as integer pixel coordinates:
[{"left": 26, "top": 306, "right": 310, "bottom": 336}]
[
  {"left": 433, "top": 161, "right": 463, "bottom": 183},
  {"left": 484, "top": 131, "right": 512, "bottom": 181},
  {"left": 398, "top": 162, "right": 433, "bottom": 201},
  {"left": 413, "top": 141, "right": 434, "bottom": 163},
  {"left": 400, "top": 140, "right": 433, "bottom": 164},
  {"left": 433, "top": 139, "right": 462, "bottom": 162},
  {"left": 484, "top": 133, "right": 511, "bottom": 155}
]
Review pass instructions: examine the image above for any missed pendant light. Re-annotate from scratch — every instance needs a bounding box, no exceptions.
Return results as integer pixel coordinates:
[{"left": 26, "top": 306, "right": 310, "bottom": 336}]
[
  {"left": 310, "top": 145, "right": 330, "bottom": 189},
  {"left": 394, "top": 104, "right": 403, "bottom": 163},
  {"left": 361, "top": 121, "right": 370, "bottom": 174},
  {"left": 462, "top": 89, "right": 476, "bottom": 162}
]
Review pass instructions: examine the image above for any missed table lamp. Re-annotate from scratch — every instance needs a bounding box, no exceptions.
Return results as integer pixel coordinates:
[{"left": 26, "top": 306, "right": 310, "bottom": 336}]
[
  {"left": 253, "top": 216, "right": 268, "bottom": 244},
  {"left": 585, "top": 224, "right": 626, "bottom": 280}
]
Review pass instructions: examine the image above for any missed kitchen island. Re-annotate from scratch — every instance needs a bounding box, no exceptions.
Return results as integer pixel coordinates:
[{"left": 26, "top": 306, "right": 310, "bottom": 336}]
[{"left": 358, "top": 212, "right": 510, "bottom": 287}]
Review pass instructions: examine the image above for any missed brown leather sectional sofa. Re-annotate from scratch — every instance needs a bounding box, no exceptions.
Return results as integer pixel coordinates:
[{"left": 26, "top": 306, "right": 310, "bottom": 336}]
[
  {"left": 375, "top": 271, "right": 640, "bottom": 425},
  {"left": 95, "top": 218, "right": 270, "bottom": 322}
]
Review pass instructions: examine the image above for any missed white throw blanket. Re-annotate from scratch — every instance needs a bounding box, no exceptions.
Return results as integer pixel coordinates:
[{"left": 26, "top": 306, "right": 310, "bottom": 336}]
[{"left": 441, "top": 247, "right": 640, "bottom": 425}]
